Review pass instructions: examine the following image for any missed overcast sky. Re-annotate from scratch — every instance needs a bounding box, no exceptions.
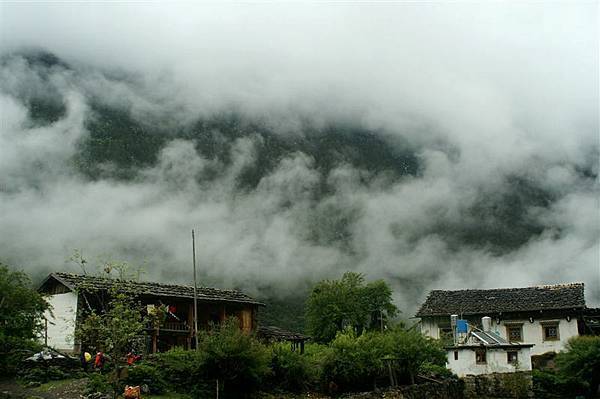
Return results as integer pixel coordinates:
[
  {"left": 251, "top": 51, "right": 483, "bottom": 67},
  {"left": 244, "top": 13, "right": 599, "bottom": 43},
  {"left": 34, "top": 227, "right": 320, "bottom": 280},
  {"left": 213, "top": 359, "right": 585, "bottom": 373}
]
[{"left": 0, "top": 2, "right": 598, "bottom": 312}]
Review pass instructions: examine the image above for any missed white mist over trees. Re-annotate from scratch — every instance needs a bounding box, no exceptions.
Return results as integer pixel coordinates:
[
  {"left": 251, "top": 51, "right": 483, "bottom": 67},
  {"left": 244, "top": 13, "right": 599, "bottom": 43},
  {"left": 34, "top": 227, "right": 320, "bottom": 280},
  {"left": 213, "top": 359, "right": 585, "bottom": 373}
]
[{"left": 0, "top": 3, "right": 597, "bottom": 314}]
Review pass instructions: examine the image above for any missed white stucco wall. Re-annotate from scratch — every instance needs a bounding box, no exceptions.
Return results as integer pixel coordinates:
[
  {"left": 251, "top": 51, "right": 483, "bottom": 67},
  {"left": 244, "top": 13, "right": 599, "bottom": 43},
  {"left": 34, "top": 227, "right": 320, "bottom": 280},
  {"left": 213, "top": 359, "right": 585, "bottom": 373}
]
[
  {"left": 447, "top": 347, "right": 532, "bottom": 377},
  {"left": 488, "top": 318, "right": 578, "bottom": 356},
  {"left": 43, "top": 292, "right": 77, "bottom": 352},
  {"left": 420, "top": 317, "right": 443, "bottom": 339},
  {"left": 421, "top": 316, "right": 579, "bottom": 356}
]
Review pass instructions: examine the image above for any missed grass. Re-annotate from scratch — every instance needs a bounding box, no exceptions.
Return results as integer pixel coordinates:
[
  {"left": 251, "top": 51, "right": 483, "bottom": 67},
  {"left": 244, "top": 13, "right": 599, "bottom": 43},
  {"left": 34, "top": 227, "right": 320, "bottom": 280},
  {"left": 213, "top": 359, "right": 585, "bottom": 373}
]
[
  {"left": 145, "top": 392, "right": 192, "bottom": 399},
  {"left": 33, "top": 378, "right": 80, "bottom": 392}
]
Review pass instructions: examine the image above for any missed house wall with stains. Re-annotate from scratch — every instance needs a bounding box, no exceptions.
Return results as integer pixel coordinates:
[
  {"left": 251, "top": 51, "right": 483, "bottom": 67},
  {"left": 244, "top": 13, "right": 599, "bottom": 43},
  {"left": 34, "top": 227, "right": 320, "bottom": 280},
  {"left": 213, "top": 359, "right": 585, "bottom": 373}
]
[
  {"left": 446, "top": 346, "right": 532, "bottom": 377},
  {"left": 43, "top": 292, "right": 78, "bottom": 352}
]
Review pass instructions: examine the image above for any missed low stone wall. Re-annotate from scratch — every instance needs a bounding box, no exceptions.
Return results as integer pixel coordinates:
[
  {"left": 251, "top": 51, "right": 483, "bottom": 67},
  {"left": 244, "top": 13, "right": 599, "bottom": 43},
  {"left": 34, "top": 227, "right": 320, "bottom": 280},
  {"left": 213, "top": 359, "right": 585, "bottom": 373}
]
[
  {"left": 463, "top": 372, "right": 533, "bottom": 399},
  {"left": 340, "top": 380, "right": 465, "bottom": 399}
]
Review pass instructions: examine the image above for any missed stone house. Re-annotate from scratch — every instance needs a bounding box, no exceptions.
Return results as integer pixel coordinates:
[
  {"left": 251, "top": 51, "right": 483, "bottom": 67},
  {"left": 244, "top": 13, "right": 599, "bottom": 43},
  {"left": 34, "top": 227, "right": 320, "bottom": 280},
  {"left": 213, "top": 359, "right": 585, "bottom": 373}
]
[{"left": 416, "top": 283, "right": 597, "bottom": 360}]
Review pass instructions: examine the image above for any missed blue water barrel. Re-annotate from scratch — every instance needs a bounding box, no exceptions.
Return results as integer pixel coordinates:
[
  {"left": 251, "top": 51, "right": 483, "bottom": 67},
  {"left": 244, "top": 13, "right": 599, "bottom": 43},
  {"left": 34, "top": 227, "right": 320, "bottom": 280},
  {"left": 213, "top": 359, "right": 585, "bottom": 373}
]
[{"left": 456, "top": 319, "right": 468, "bottom": 333}]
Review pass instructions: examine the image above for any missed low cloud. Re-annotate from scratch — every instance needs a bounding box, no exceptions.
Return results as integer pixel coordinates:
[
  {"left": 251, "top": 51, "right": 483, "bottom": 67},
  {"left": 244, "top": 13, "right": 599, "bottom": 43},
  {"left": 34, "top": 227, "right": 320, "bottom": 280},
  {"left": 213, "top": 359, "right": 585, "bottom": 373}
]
[{"left": 0, "top": 3, "right": 597, "bottom": 313}]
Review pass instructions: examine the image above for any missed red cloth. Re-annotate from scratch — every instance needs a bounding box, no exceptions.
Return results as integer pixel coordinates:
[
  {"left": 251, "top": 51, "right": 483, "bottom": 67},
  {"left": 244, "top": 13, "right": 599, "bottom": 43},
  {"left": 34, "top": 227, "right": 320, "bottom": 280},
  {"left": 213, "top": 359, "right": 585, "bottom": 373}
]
[{"left": 94, "top": 352, "right": 105, "bottom": 369}]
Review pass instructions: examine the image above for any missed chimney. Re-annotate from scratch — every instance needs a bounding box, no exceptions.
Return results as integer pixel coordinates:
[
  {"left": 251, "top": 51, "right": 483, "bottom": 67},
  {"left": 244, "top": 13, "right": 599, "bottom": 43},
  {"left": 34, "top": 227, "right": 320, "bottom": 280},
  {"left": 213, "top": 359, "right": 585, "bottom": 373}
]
[
  {"left": 451, "top": 314, "right": 458, "bottom": 344},
  {"left": 482, "top": 316, "right": 492, "bottom": 332}
]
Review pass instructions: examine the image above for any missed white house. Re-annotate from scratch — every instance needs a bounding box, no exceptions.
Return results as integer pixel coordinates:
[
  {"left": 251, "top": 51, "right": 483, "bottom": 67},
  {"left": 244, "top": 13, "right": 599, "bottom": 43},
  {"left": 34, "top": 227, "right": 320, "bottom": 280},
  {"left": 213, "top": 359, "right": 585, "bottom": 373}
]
[
  {"left": 416, "top": 283, "right": 596, "bottom": 359},
  {"left": 445, "top": 316, "right": 533, "bottom": 377}
]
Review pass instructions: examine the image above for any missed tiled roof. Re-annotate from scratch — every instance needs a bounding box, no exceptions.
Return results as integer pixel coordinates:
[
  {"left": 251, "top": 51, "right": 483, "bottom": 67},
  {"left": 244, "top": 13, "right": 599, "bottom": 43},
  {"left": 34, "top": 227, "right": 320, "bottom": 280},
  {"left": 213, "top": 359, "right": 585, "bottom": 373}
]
[
  {"left": 42, "top": 272, "right": 264, "bottom": 306},
  {"left": 257, "top": 325, "right": 309, "bottom": 342},
  {"left": 416, "top": 283, "right": 585, "bottom": 317}
]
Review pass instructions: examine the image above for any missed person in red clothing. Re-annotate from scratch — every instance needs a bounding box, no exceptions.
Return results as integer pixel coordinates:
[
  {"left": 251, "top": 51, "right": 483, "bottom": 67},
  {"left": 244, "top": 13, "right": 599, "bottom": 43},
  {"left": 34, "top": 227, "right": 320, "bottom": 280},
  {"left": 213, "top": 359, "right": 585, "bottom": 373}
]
[
  {"left": 126, "top": 351, "right": 142, "bottom": 366},
  {"left": 94, "top": 351, "right": 106, "bottom": 370}
]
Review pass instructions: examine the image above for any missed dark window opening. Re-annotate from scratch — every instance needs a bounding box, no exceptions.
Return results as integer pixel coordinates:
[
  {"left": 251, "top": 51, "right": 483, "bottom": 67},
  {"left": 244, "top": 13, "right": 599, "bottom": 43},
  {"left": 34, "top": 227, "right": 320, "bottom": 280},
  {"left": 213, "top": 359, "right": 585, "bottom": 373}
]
[
  {"left": 454, "top": 351, "right": 459, "bottom": 360},
  {"left": 507, "top": 351, "right": 518, "bottom": 365},
  {"left": 506, "top": 325, "right": 523, "bottom": 342},
  {"left": 475, "top": 349, "right": 487, "bottom": 364},
  {"left": 543, "top": 324, "right": 559, "bottom": 341}
]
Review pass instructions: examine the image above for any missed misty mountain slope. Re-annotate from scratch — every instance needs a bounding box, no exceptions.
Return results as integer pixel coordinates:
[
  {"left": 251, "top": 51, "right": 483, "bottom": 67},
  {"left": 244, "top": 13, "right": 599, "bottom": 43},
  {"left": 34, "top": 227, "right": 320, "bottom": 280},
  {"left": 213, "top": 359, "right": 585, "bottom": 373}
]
[{"left": 0, "top": 48, "right": 598, "bottom": 319}]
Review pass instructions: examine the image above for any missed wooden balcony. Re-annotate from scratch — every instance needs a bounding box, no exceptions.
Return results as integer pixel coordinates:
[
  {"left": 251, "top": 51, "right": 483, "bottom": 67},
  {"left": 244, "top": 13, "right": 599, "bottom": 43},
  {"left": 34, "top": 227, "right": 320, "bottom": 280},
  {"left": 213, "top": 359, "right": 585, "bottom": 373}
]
[{"left": 145, "top": 321, "right": 191, "bottom": 333}]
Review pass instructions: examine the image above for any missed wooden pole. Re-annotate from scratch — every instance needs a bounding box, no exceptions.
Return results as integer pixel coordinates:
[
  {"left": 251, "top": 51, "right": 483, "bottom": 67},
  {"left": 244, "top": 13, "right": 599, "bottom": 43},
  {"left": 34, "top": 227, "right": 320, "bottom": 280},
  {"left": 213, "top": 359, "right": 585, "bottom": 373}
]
[{"left": 192, "top": 229, "right": 199, "bottom": 350}]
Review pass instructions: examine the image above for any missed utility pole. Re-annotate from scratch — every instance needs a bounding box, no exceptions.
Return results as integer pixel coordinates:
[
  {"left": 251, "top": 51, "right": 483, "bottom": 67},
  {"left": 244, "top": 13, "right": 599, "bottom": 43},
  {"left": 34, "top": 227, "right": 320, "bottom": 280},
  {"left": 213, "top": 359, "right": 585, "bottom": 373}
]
[{"left": 192, "top": 229, "right": 199, "bottom": 350}]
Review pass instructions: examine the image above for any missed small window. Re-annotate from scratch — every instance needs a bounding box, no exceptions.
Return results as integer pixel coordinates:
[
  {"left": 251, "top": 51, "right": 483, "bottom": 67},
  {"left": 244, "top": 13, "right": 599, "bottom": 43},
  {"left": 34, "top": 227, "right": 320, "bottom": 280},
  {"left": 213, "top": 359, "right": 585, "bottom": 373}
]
[
  {"left": 439, "top": 327, "right": 453, "bottom": 344},
  {"left": 475, "top": 348, "right": 487, "bottom": 364},
  {"left": 543, "top": 324, "right": 559, "bottom": 341},
  {"left": 506, "top": 325, "right": 523, "bottom": 342},
  {"left": 507, "top": 351, "right": 518, "bottom": 365},
  {"left": 454, "top": 351, "right": 458, "bottom": 360}
]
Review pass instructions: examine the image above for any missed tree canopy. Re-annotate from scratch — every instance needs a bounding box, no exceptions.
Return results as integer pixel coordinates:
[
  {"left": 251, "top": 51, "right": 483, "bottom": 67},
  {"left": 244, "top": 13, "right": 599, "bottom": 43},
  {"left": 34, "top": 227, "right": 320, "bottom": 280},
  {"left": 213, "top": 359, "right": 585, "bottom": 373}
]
[
  {"left": 556, "top": 335, "right": 600, "bottom": 396},
  {"left": 305, "top": 272, "right": 398, "bottom": 343},
  {"left": 0, "top": 264, "right": 49, "bottom": 374}
]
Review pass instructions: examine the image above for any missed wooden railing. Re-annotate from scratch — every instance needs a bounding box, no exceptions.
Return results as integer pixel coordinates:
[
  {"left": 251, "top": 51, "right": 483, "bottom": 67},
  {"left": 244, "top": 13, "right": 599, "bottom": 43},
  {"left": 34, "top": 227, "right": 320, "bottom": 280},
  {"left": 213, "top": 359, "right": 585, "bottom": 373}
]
[{"left": 145, "top": 321, "right": 190, "bottom": 332}]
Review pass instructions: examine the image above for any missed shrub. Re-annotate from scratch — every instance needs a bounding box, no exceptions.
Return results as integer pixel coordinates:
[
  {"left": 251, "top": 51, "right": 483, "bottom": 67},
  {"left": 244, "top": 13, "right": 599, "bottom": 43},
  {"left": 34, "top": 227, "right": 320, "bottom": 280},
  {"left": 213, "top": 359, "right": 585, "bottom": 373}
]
[
  {"left": 319, "top": 327, "right": 447, "bottom": 392},
  {"left": 381, "top": 327, "right": 446, "bottom": 384},
  {"left": 149, "top": 348, "right": 205, "bottom": 392},
  {"left": 555, "top": 335, "right": 600, "bottom": 396},
  {"left": 86, "top": 373, "right": 112, "bottom": 395},
  {"left": 532, "top": 369, "right": 587, "bottom": 398},
  {"left": 198, "top": 319, "right": 271, "bottom": 398},
  {"left": 321, "top": 329, "right": 387, "bottom": 392},
  {"left": 125, "top": 363, "right": 167, "bottom": 394},
  {"left": 268, "top": 343, "right": 315, "bottom": 392},
  {"left": 419, "top": 362, "right": 455, "bottom": 380}
]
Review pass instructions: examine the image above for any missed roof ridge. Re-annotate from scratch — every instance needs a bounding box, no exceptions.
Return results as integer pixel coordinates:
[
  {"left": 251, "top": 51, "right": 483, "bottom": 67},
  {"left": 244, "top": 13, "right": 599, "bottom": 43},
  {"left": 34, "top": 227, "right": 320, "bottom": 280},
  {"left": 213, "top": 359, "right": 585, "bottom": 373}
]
[
  {"left": 53, "top": 271, "right": 242, "bottom": 293},
  {"left": 429, "top": 282, "right": 584, "bottom": 292}
]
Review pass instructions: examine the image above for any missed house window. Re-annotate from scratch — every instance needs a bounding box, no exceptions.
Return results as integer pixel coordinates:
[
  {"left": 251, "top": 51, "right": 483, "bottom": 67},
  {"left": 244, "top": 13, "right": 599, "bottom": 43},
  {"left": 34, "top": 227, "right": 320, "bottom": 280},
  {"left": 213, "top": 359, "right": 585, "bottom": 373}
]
[
  {"left": 439, "top": 327, "right": 453, "bottom": 344},
  {"left": 475, "top": 349, "right": 487, "bottom": 364},
  {"left": 543, "top": 324, "right": 559, "bottom": 341},
  {"left": 506, "top": 325, "right": 523, "bottom": 342},
  {"left": 507, "top": 351, "right": 518, "bottom": 365},
  {"left": 454, "top": 351, "right": 458, "bottom": 360}
]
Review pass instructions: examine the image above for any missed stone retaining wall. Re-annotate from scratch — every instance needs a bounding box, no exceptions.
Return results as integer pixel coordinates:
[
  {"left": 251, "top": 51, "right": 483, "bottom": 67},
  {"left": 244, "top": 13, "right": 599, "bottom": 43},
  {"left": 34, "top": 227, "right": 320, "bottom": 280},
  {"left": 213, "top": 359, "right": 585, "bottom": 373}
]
[{"left": 462, "top": 372, "right": 533, "bottom": 399}]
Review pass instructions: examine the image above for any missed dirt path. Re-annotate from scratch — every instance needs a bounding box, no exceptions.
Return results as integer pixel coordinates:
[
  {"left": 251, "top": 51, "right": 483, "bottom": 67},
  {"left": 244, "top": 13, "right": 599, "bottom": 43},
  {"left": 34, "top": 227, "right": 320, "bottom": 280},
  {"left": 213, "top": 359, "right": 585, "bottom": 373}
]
[{"left": 0, "top": 378, "right": 88, "bottom": 399}]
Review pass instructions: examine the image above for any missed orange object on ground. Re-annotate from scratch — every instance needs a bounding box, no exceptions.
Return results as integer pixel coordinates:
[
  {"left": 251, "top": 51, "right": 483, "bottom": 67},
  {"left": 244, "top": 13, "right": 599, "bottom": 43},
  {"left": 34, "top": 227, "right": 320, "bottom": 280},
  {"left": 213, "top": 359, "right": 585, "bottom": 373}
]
[{"left": 124, "top": 385, "right": 141, "bottom": 399}]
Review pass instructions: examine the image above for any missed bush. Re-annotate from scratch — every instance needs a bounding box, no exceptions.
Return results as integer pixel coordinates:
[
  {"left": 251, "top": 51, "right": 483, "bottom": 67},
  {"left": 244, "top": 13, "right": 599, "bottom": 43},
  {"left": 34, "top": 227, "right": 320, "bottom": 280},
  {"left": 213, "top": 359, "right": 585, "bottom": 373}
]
[
  {"left": 532, "top": 369, "right": 587, "bottom": 398},
  {"left": 148, "top": 320, "right": 270, "bottom": 398},
  {"left": 149, "top": 348, "right": 205, "bottom": 393},
  {"left": 268, "top": 343, "right": 315, "bottom": 392},
  {"left": 125, "top": 363, "right": 167, "bottom": 394},
  {"left": 198, "top": 319, "right": 271, "bottom": 398},
  {"left": 419, "top": 362, "right": 455, "bottom": 380},
  {"left": 2, "top": 338, "right": 42, "bottom": 377},
  {"left": 555, "top": 335, "right": 600, "bottom": 396},
  {"left": 86, "top": 373, "right": 112, "bottom": 395},
  {"left": 321, "top": 330, "right": 387, "bottom": 392},
  {"left": 319, "top": 327, "right": 447, "bottom": 393}
]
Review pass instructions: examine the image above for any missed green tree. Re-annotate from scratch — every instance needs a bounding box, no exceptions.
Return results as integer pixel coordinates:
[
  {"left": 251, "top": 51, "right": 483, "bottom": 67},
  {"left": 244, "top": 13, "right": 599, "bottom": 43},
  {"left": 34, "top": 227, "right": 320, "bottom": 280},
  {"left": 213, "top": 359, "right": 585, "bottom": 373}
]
[
  {"left": 381, "top": 326, "right": 446, "bottom": 384},
  {"left": 306, "top": 272, "right": 398, "bottom": 343},
  {"left": 556, "top": 335, "right": 600, "bottom": 396},
  {"left": 75, "top": 290, "right": 146, "bottom": 397},
  {"left": 0, "top": 264, "right": 49, "bottom": 375}
]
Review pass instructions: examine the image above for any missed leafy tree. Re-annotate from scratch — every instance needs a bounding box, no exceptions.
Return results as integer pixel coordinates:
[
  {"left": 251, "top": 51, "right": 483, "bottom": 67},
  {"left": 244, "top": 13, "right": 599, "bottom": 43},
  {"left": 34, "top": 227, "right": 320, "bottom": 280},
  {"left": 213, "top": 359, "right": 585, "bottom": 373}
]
[
  {"left": 381, "top": 326, "right": 446, "bottom": 384},
  {"left": 556, "top": 335, "right": 600, "bottom": 396},
  {"left": 306, "top": 272, "right": 398, "bottom": 343},
  {"left": 0, "top": 264, "right": 49, "bottom": 375},
  {"left": 76, "top": 290, "right": 146, "bottom": 397}
]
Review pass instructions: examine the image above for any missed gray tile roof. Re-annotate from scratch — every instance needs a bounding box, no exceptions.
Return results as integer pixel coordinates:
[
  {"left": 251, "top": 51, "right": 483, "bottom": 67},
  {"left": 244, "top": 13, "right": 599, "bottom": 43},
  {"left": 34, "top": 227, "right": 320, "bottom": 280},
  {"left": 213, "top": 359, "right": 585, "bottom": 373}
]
[
  {"left": 416, "top": 283, "right": 585, "bottom": 317},
  {"left": 257, "top": 325, "right": 309, "bottom": 342},
  {"left": 43, "top": 272, "right": 264, "bottom": 306}
]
